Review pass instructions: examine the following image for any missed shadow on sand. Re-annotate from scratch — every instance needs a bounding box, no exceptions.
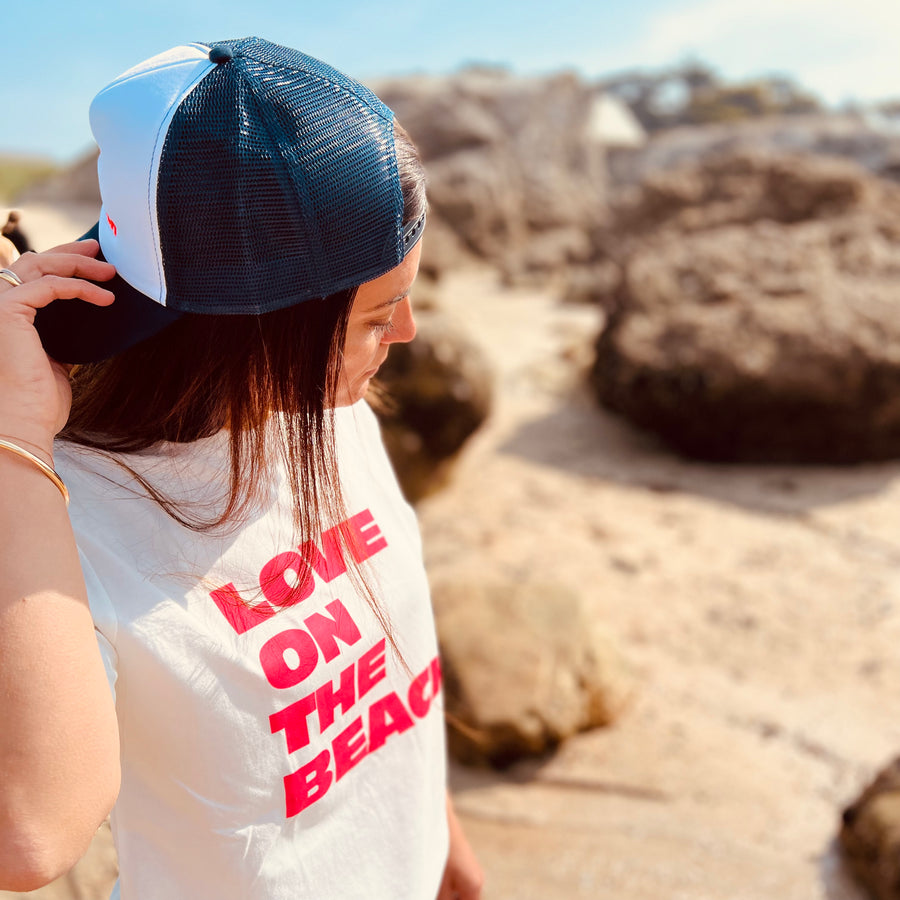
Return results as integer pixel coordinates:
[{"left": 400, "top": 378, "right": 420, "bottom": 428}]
[{"left": 497, "top": 391, "right": 900, "bottom": 518}]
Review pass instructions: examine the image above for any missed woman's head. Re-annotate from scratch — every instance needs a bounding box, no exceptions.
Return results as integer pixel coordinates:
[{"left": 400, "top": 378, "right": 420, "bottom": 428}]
[{"left": 60, "top": 40, "right": 427, "bottom": 537}]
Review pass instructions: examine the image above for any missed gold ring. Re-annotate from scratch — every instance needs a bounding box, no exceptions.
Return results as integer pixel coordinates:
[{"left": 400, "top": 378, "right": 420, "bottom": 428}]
[{"left": 0, "top": 268, "right": 23, "bottom": 288}]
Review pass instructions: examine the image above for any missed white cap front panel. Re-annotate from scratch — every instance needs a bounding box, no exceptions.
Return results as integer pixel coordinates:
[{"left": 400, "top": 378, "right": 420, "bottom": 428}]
[{"left": 90, "top": 43, "right": 215, "bottom": 305}]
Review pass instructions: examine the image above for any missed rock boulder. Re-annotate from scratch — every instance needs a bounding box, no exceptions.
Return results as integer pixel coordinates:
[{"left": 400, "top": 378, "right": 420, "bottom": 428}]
[
  {"left": 375, "top": 308, "right": 493, "bottom": 502},
  {"left": 432, "top": 579, "right": 632, "bottom": 767},
  {"left": 841, "top": 756, "right": 900, "bottom": 900},
  {"left": 591, "top": 153, "right": 900, "bottom": 462}
]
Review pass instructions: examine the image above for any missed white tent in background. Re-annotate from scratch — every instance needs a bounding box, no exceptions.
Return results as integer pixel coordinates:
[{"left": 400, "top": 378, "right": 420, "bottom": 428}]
[{"left": 587, "top": 93, "right": 646, "bottom": 148}]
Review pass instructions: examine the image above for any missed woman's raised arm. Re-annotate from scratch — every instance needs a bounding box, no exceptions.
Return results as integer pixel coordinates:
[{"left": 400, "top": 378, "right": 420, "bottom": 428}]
[{"left": 0, "top": 242, "right": 121, "bottom": 891}]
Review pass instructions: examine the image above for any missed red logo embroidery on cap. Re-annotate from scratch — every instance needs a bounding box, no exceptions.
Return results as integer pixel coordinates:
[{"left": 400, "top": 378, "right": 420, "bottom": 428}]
[{"left": 106, "top": 214, "right": 118, "bottom": 237}]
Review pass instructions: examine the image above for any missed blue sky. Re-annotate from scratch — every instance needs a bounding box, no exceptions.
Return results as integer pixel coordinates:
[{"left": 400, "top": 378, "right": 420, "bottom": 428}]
[{"left": 5, "top": 0, "right": 900, "bottom": 162}]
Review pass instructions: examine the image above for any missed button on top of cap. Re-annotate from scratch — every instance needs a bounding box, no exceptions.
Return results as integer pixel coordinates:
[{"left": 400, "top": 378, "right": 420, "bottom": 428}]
[{"left": 208, "top": 45, "right": 233, "bottom": 64}]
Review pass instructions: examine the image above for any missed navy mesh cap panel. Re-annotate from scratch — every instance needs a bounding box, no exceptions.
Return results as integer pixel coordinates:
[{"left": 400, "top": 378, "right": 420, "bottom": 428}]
[{"left": 156, "top": 37, "right": 404, "bottom": 314}]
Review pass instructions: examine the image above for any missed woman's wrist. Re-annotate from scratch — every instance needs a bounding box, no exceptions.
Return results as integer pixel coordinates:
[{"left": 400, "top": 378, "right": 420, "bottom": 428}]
[
  {"left": 0, "top": 434, "right": 54, "bottom": 465},
  {"left": 0, "top": 424, "right": 57, "bottom": 466},
  {"left": 0, "top": 439, "right": 69, "bottom": 506}
]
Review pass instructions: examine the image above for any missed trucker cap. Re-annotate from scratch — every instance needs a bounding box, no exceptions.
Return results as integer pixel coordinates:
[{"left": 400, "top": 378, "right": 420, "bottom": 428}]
[{"left": 34, "top": 37, "right": 426, "bottom": 364}]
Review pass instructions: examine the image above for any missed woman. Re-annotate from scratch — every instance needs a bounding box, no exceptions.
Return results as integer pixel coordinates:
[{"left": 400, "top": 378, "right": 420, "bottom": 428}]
[{"left": 0, "top": 37, "right": 482, "bottom": 900}]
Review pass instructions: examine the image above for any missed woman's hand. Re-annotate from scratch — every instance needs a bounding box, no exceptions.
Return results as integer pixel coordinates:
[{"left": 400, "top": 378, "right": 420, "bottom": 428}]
[
  {"left": 0, "top": 240, "right": 114, "bottom": 458},
  {"left": 436, "top": 794, "right": 484, "bottom": 900}
]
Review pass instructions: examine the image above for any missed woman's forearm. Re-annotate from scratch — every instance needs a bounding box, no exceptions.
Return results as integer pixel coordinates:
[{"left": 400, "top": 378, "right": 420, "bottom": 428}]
[{"left": 0, "top": 450, "right": 120, "bottom": 890}]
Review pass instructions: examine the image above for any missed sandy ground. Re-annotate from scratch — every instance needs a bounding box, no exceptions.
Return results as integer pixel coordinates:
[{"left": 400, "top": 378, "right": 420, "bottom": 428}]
[
  {"left": 419, "top": 267, "right": 899, "bottom": 900},
  {"left": 3, "top": 206, "right": 897, "bottom": 899}
]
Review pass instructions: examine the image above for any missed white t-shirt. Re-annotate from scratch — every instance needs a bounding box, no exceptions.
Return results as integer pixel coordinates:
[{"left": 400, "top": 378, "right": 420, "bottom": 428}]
[{"left": 55, "top": 401, "right": 448, "bottom": 900}]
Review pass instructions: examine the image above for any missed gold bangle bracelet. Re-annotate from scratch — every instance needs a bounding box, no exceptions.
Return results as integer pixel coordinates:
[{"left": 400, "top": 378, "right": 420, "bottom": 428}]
[{"left": 0, "top": 438, "right": 69, "bottom": 507}]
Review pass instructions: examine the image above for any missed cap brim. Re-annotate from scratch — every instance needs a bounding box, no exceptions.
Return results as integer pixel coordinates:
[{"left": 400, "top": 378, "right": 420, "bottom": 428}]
[{"left": 34, "top": 222, "right": 183, "bottom": 364}]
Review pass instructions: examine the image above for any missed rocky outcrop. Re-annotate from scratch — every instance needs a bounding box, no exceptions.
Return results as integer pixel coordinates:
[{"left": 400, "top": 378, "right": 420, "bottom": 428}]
[
  {"left": 591, "top": 153, "right": 900, "bottom": 462},
  {"left": 841, "top": 757, "right": 900, "bottom": 900},
  {"left": 374, "top": 69, "right": 608, "bottom": 282},
  {"left": 375, "top": 307, "right": 493, "bottom": 502},
  {"left": 610, "top": 151, "right": 872, "bottom": 236},
  {"left": 432, "top": 579, "right": 632, "bottom": 767},
  {"left": 616, "top": 113, "right": 900, "bottom": 188}
]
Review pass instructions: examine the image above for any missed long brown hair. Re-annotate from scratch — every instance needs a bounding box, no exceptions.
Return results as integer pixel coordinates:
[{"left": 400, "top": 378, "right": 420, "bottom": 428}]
[
  {"left": 62, "top": 289, "right": 353, "bottom": 537},
  {"left": 61, "top": 124, "right": 426, "bottom": 629}
]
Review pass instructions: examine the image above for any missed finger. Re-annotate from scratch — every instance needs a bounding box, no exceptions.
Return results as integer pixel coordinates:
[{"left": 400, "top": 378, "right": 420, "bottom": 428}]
[
  {"left": 17, "top": 238, "right": 104, "bottom": 259},
  {"left": 10, "top": 251, "right": 116, "bottom": 285},
  {"left": 44, "top": 238, "right": 102, "bottom": 256},
  {"left": 0, "top": 274, "right": 115, "bottom": 310}
]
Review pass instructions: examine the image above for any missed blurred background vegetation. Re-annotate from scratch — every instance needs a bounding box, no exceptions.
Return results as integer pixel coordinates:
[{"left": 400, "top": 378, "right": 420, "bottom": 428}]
[{"left": 0, "top": 157, "right": 59, "bottom": 205}]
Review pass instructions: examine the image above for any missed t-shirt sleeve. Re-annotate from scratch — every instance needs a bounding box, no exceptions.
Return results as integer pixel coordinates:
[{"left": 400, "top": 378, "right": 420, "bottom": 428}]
[{"left": 77, "top": 547, "right": 119, "bottom": 701}]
